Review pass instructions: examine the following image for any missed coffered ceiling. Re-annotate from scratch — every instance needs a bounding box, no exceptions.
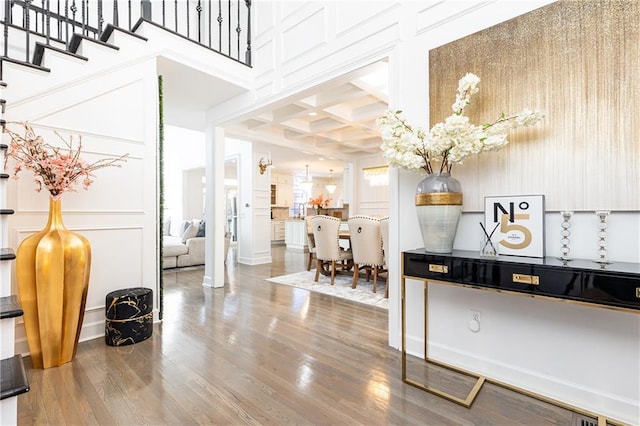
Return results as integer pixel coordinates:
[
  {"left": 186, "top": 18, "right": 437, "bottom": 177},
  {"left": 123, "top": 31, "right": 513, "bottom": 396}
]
[{"left": 223, "top": 60, "right": 389, "bottom": 179}]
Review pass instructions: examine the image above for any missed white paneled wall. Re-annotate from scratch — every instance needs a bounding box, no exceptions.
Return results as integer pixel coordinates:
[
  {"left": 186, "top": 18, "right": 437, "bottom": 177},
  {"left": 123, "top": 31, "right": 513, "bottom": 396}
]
[
  {"left": 208, "top": 1, "right": 639, "bottom": 423},
  {"left": 5, "top": 57, "right": 160, "bottom": 349}
]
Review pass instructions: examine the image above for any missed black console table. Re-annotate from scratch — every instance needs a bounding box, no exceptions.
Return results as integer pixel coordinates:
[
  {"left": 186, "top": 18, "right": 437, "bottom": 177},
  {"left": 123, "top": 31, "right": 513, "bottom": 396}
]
[{"left": 400, "top": 249, "right": 639, "bottom": 423}]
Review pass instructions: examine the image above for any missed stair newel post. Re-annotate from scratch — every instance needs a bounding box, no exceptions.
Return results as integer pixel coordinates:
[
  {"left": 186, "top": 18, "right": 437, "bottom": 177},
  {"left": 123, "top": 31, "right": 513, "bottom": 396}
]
[
  {"left": 245, "top": 0, "right": 251, "bottom": 66},
  {"left": 141, "top": 0, "right": 151, "bottom": 21},
  {"left": 24, "top": 0, "right": 31, "bottom": 63}
]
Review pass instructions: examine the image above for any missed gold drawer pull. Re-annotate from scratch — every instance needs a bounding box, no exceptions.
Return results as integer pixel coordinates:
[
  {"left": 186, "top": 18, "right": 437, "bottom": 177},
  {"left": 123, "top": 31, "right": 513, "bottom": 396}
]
[
  {"left": 513, "top": 274, "right": 539, "bottom": 285},
  {"left": 636, "top": 288, "right": 640, "bottom": 299},
  {"left": 429, "top": 264, "right": 448, "bottom": 273}
]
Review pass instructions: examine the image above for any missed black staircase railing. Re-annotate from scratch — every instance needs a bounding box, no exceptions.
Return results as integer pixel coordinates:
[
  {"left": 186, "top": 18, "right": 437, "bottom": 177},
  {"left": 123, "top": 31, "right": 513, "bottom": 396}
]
[{"left": 0, "top": 0, "right": 252, "bottom": 74}]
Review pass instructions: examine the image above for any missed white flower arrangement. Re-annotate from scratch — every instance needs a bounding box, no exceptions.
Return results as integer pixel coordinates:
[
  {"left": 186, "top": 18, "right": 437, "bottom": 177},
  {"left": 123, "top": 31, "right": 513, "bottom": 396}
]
[{"left": 376, "top": 73, "right": 546, "bottom": 174}]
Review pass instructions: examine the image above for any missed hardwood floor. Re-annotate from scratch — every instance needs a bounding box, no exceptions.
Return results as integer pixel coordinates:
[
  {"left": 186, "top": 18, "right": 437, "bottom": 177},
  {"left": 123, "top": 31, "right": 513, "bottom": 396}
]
[{"left": 17, "top": 245, "right": 592, "bottom": 425}]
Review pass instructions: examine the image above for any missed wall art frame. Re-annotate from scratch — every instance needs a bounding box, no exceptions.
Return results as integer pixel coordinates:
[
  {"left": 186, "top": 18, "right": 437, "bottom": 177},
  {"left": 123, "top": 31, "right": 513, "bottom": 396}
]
[{"left": 484, "top": 195, "right": 545, "bottom": 258}]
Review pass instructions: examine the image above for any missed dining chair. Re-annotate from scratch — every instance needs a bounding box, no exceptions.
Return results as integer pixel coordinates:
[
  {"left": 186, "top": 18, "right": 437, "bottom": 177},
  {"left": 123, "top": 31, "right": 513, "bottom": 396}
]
[
  {"left": 347, "top": 215, "right": 386, "bottom": 295},
  {"left": 305, "top": 216, "right": 316, "bottom": 271},
  {"left": 379, "top": 216, "right": 390, "bottom": 299},
  {"left": 311, "top": 215, "right": 353, "bottom": 285}
]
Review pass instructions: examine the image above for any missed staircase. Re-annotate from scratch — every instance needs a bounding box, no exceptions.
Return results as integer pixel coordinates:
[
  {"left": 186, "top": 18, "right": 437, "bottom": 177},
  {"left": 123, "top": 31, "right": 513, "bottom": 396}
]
[{"left": 0, "top": 82, "right": 29, "bottom": 426}]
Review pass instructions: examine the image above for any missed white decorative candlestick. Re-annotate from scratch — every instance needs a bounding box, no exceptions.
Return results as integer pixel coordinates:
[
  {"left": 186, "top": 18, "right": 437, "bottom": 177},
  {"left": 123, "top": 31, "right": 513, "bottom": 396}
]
[
  {"left": 559, "top": 211, "right": 573, "bottom": 261},
  {"left": 594, "top": 210, "right": 611, "bottom": 264}
]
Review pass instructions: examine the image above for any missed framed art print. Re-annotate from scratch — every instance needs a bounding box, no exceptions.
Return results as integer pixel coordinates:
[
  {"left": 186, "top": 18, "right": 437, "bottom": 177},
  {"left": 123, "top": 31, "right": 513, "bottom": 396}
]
[{"left": 484, "top": 195, "right": 545, "bottom": 258}]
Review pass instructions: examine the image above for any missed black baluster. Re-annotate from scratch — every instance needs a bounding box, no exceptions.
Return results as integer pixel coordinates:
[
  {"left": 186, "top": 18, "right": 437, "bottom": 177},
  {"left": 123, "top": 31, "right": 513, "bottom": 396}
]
[
  {"left": 186, "top": 0, "right": 189, "bottom": 39},
  {"left": 45, "top": 0, "right": 51, "bottom": 45},
  {"left": 86, "top": 0, "right": 90, "bottom": 37},
  {"left": 97, "top": 0, "right": 103, "bottom": 38},
  {"left": 196, "top": 1, "right": 201, "bottom": 43},
  {"left": 57, "top": 0, "right": 62, "bottom": 39},
  {"left": 81, "top": 0, "right": 85, "bottom": 36},
  {"left": 3, "top": 0, "right": 10, "bottom": 59},
  {"left": 208, "top": 0, "right": 211, "bottom": 47},
  {"left": 39, "top": 0, "right": 44, "bottom": 33},
  {"left": 127, "top": 0, "right": 131, "bottom": 30},
  {"left": 25, "top": 0, "right": 32, "bottom": 63},
  {"left": 162, "top": 0, "right": 165, "bottom": 26},
  {"left": 174, "top": 0, "right": 177, "bottom": 32},
  {"left": 71, "top": 0, "right": 77, "bottom": 35},
  {"left": 245, "top": 0, "right": 251, "bottom": 66},
  {"left": 65, "top": 0, "right": 69, "bottom": 47},
  {"left": 217, "top": 0, "right": 222, "bottom": 51},
  {"left": 112, "top": 0, "right": 118, "bottom": 27},
  {"left": 236, "top": 0, "right": 240, "bottom": 60}
]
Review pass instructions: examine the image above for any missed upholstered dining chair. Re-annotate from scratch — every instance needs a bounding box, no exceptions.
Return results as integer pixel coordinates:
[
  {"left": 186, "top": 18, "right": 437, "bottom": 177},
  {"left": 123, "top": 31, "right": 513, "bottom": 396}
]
[
  {"left": 305, "top": 216, "right": 317, "bottom": 271},
  {"left": 348, "top": 215, "right": 387, "bottom": 296},
  {"left": 379, "top": 216, "right": 390, "bottom": 298},
  {"left": 311, "top": 215, "right": 353, "bottom": 285}
]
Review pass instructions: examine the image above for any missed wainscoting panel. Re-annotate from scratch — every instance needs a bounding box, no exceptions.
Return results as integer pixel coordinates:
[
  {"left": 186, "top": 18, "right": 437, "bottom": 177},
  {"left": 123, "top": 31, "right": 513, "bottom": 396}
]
[
  {"left": 13, "top": 155, "right": 145, "bottom": 214},
  {"left": 14, "top": 226, "right": 144, "bottom": 310},
  {"left": 416, "top": 1, "right": 489, "bottom": 35},
  {"left": 335, "top": 1, "right": 400, "bottom": 38},
  {"left": 281, "top": 6, "right": 327, "bottom": 65}
]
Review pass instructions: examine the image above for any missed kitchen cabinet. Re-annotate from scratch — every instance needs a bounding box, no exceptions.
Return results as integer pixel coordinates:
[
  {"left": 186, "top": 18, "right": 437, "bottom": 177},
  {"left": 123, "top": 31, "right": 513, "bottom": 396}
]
[
  {"left": 285, "top": 220, "right": 308, "bottom": 251},
  {"left": 272, "top": 174, "right": 293, "bottom": 207},
  {"left": 271, "top": 220, "right": 285, "bottom": 241}
]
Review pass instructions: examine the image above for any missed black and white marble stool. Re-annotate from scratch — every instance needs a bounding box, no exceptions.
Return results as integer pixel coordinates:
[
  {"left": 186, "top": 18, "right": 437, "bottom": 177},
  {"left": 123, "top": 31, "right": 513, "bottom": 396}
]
[{"left": 105, "top": 287, "right": 153, "bottom": 346}]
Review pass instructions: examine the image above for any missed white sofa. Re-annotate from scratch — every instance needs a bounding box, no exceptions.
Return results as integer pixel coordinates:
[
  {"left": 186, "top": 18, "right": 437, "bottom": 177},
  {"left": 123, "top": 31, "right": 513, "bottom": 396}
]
[
  {"left": 162, "top": 219, "right": 230, "bottom": 269},
  {"left": 162, "top": 219, "right": 206, "bottom": 269}
]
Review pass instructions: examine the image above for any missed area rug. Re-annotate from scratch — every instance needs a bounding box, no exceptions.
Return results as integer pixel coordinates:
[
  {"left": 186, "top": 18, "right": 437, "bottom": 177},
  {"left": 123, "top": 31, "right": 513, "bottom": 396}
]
[{"left": 266, "top": 270, "right": 388, "bottom": 309}]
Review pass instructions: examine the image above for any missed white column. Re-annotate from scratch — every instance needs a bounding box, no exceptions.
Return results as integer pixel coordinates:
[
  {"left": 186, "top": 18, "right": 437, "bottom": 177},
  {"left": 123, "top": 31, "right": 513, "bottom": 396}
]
[{"left": 203, "top": 125, "right": 226, "bottom": 288}]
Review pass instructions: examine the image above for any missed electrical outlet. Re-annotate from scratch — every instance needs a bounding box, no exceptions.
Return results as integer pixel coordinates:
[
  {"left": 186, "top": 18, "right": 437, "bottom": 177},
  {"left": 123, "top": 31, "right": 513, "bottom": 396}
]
[{"left": 469, "top": 310, "right": 481, "bottom": 322}]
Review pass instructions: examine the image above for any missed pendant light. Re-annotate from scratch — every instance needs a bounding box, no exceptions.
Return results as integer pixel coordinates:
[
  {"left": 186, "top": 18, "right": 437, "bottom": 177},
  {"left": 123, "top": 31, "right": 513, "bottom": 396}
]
[
  {"left": 300, "top": 165, "right": 313, "bottom": 191},
  {"left": 325, "top": 169, "right": 337, "bottom": 194}
]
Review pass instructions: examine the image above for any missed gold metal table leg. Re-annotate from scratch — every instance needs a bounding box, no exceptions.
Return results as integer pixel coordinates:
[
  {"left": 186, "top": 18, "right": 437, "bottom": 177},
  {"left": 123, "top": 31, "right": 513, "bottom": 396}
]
[{"left": 401, "top": 274, "right": 486, "bottom": 408}]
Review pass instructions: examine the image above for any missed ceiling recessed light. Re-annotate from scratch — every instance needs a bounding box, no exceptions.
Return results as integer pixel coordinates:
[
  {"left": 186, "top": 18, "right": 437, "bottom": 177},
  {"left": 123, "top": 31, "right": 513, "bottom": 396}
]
[{"left": 308, "top": 112, "right": 317, "bottom": 116}]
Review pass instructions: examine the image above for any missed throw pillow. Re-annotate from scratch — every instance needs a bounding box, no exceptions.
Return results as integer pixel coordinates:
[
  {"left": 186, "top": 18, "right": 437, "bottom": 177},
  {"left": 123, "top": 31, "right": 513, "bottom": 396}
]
[
  {"left": 162, "top": 217, "right": 171, "bottom": 236},
  {"left": 196, "top": 220, "right": 205, "bottom": 237},
  {"left": 181, "top": 223, "right": 199, "bottom": 243},
  {"left": 180, "top": 220, "right": 191, "bottom": 235}
]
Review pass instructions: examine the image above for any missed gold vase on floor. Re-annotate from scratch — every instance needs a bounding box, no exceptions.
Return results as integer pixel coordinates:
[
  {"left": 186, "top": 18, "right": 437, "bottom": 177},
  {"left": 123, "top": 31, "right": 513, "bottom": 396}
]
[{"left": 16, "top": 198, "right": 91, "bottom": 369}]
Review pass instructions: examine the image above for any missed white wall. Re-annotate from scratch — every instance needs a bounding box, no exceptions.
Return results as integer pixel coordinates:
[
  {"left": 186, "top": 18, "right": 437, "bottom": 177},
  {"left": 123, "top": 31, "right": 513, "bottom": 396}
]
[
  {"left": 208, "top": 1, "right": 640, "bottom": 423},
  {"left": 225, "top": 138, "right": 272, "bottom": 265},
  {"left": 4, "top": 56, "right": 160, "bottom": 348},
  {"left": 4, "top": 19, "right": 253, "bottom": 353},
  {"left": 163, "top": 125, "right": 206, "bottom": 227},
  {"left": 353, "top": 154, "right": 389, "bottom": 217}
]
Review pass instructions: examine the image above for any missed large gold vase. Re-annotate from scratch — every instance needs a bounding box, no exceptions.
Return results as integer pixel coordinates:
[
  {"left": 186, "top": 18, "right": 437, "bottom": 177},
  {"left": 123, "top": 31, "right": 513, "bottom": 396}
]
[{"left": 16, "top": 198, "right": 91, "bottom": 369}]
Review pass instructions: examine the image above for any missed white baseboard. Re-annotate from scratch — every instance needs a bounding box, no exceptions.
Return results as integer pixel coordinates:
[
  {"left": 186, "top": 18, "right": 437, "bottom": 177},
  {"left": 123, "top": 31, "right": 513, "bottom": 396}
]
[{"left": 404, "top": 335, "right": 638, "bottom": 424}]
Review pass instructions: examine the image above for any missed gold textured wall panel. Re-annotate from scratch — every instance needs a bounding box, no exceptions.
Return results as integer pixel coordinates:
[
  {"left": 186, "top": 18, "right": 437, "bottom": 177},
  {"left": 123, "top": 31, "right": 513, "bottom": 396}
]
[{"left": 429, "top": 0, "right": 639, "bottom": 211}]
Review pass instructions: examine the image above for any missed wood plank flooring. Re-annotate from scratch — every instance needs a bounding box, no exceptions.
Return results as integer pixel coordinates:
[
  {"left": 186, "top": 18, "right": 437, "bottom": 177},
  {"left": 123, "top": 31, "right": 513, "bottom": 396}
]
[{"left": 17, "top": 245, "right": 595, "bottom": 425}]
